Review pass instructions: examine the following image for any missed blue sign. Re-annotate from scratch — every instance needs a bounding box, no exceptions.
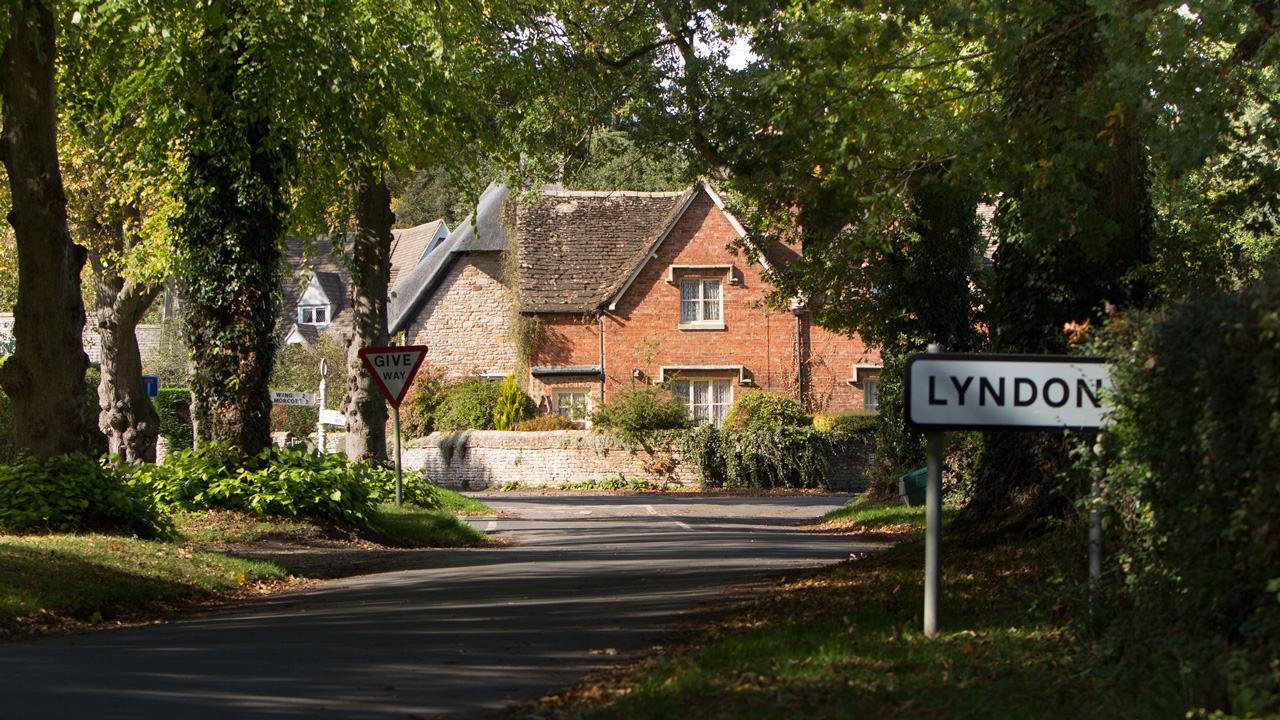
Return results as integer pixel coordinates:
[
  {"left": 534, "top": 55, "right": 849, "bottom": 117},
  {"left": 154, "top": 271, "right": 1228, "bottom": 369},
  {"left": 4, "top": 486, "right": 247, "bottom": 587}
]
[{"left": 142, "top": 376, "right": 159, "bottom": 398}]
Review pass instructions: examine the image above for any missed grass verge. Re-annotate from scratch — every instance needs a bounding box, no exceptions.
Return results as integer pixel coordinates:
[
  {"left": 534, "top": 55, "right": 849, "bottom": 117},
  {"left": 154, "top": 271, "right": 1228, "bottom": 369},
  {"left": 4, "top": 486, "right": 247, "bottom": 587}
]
[
  {"left": 0, "top": 533, "right": 289, "bottom": 639},
  {"left": 512, "top": 513, "right": 1188, "bottom": 720},
  {"left": 364, "top": 503, "right": 488, "bottom": 547},
  {"left": 821, "top": 496, "right": 959, "bottom": 535},
  {"left": 434, "top": 487, "right": 495, "bottom": 516}
]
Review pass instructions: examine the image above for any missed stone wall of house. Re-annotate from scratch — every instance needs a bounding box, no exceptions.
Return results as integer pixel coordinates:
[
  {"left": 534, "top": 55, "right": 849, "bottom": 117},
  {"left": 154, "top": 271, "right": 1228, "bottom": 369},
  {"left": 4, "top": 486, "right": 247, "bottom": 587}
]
[
  {"left": 0, "top": 313, "right": 164, "bottom": 365},
  {"left": 402, "top": 253, "right": 518, "bottom": 378},
  {"left": 401, "top": 430, "right": 872, "bottom": 492}
]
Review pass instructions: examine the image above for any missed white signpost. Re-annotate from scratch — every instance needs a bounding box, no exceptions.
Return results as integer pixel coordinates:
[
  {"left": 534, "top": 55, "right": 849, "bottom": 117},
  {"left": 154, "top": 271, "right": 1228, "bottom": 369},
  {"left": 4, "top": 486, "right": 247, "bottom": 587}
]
[
  {"left": 358, "top": 345, "right": 429, "bottom": 506},
  {"left": 270, "top": 390, "right": 315, "bottom": 407},
  {"left": 904, "top": 348, "right": 1114, "bottom": 638}
]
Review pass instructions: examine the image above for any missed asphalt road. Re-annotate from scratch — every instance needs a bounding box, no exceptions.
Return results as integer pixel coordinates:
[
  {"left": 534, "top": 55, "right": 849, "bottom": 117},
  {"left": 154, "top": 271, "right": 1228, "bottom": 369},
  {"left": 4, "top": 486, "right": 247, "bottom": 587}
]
[{"left": 2, "top": 493, "right": 877, "bottom": 720}]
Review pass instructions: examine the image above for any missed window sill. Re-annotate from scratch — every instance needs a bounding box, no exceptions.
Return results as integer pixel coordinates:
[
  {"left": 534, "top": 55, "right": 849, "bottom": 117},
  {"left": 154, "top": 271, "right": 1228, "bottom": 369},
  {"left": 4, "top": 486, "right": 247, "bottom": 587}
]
[{"left": 678, "top": 322, "right": 726, "bottom": 331}]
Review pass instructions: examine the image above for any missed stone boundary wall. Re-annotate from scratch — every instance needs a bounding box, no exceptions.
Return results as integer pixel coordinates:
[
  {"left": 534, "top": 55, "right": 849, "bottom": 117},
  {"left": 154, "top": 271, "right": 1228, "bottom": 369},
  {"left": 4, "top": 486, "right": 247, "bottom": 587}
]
[{"left": 400, "top": 430, "right": 872, "bottom": 492}]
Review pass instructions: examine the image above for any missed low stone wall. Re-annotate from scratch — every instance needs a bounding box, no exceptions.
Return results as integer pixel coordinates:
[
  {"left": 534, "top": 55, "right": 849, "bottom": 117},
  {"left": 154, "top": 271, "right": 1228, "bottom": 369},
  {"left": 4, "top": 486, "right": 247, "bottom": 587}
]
[{"left": 400, "top": 430, "right": 872, "bottom": 492}]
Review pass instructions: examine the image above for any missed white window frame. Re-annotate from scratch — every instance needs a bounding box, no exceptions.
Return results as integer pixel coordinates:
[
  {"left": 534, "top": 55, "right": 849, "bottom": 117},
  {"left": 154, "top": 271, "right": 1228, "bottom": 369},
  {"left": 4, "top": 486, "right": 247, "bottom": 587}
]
[
  {"left": 298, "top": 304, "right": 330, "bottom": 326},
  {"left": 679, "top": 277, "right": 723, "bottom": 327},
  {"left": 863, "top": 377, "right": 880, "bottom": 409},
  {"left": 670, "top": 378, "right": 733, "bottom": 428},
  {"left": 553, "top": 388, "right": 592, "bottom": 428}
]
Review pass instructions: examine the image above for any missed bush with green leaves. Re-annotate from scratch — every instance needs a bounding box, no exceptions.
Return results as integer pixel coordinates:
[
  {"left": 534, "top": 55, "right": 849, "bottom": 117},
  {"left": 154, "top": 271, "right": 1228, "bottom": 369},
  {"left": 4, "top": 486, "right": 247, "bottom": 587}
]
[
  {"left": 399, "top": 366, "right": 450, "bottom": 438},
  {"left": 681, "top": 426, "right": 838, "bottom": 490},
  {"left": 270, "top": 404, "right": 317, "bottom": 438},
  {"left": 434, "top": 378, "right": 503, "bottom": 432},
  {"left": 492, "top": 375, "right": 536, "bottom": 430},
  {"left": 0, "top": 453, "right": 170, "bottom": 538},
  {"left": 591, "top": 384, "right": 692, "bottom": 441},
  {"left": 1090, "top": 278, "right": 1280, "bottom": 711},
  {"left": 131, "top": 444, "right": 380, "bottom": 529},
  {"left": 83, "top": 367, "right": 109, "bottom": 456},
  {"left": 812, "top": 410, "right": 879, "bottom": 434},
  {"left": 154, "top": 388, "right": 193, "bottom": 452},
  {"left": 723, "top": 391, "right": 807, "bottom": 429},
  {"left": 364, "top": 468, "right": 443, "bottom": 509}
]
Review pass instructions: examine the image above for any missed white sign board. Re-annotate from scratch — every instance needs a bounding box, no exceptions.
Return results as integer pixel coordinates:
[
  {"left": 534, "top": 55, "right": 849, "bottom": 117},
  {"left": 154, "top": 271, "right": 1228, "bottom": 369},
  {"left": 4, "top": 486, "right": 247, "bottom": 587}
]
[
  {"left": 270, "top": 390, "right": 315, "bottom": 407},
  {"left": 319, "top": 409, "right": 346, "bottom": 427},
  {"left": 905, "top": 353, "right": 1112, "bottom": 431},
  {"left": 358, "top": 345, "right": 429, "bottom": 408}
]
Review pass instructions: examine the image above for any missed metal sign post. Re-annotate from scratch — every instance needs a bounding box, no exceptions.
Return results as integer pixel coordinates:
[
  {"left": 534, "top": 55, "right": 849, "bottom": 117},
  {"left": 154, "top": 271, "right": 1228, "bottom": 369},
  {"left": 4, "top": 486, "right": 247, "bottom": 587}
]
[
  {"left": 358, "top": 345, "right": 429, "bottom": 507},
  {"left": 317, "top": 358, "right": 328, "bottom": 454},
  {"left": 905, "top": 351, "right": 1114, "bottom": 639}
]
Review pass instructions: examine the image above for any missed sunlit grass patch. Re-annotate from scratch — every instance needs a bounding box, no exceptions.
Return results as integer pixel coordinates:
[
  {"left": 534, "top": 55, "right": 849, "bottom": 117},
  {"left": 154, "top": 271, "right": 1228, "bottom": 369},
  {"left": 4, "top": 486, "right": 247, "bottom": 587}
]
[
  {"left": 364, "top": 503, "right": 488, "bottom": 547},
  {"left": 821, "top": 496, "right": 958, "bottom": 535}
]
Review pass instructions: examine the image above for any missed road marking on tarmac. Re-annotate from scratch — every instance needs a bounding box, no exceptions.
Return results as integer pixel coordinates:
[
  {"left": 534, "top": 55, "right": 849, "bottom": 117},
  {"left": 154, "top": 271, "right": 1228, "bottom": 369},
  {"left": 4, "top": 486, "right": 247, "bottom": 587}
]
[
  {"left": 486, "top": 520, "right": 498, "bottom": 532},
  {"left": 643, "top": 504, "right": 693, "bottom": 531}
]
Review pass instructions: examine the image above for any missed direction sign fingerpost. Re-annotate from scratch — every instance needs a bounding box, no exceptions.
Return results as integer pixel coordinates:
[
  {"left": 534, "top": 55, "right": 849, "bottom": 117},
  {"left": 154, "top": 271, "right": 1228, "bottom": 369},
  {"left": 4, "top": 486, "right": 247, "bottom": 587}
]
[{"left": 359, "top": 345, "right": 429, "bottom": 506}]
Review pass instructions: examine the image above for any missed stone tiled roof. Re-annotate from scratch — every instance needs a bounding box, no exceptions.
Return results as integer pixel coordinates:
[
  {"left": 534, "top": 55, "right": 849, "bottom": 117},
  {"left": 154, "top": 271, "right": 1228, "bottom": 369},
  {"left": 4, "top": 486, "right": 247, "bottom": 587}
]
[
  {"left": 388, "top": 183, "right": 510, "bottom": 334},
  {"left": 515, "top": 189, "right": 696, "bottom": 313},
  {"left": 279, "top": 235, "right": 353, "bottom": 338},
  {"left": 389, "top": 220, "right": 447, "bottom": 288}
]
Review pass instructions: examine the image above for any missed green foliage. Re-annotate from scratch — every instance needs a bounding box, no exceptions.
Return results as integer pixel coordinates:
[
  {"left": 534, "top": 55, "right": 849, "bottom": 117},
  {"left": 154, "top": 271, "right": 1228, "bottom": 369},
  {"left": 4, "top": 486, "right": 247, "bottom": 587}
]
[
  {"left": 812, "top": 411, "right": 878, "bottom": 435},
  {"left": 680, "top": 427, "right": 838, "bottom": 490},
  {"left": 1091, "top": 277, "right": 1280, "bottom": 711},
  {"left": 268, "top": 338, "right": 346, "bottom": 410},
  {"left": 723, "top": 392, "right": 807, "bottom": 429},
  {"left": 363, "top": 469, "right": 441, "bottom": 510},
  {"left": 0, "top": 389, "right": 13, "bottom": 465},
  {"left": 399, "top": 367, "right": 450, "bottom": 438},
  {"left": 0, "top": 454, "right": 169, "bottom": 538},
  {"left": 511, "top": 414, "right": 577, "bottom": 431},
  {"left": 83, "top": 367, "right": 108, "bottom": 457},
  {"left": 591, "top": 384, "right": 693, "bottom": 442},
  {"left": 492, "top": 375, "right": 535, "bottom": 430},
  {"left": 563, "top": 128, "right": 693, "bottom": 192},
  {"left": 269, "top": 405, "right": 317, "bottom": 439},
  {"left": 132, "top": 444, "right": 381, "bottom": 529},
  {"left": 153, "top": 388, "right": 193, "bottom": 452},
  {"left": 434, "top": 379, "right": 503, "bottom": 432}
]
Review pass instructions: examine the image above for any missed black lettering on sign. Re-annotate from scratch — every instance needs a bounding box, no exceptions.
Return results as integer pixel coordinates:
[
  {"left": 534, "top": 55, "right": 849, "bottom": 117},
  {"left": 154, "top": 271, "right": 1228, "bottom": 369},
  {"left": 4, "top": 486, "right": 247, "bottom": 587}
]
[
  {"left": 1077, "top": 379, "right": 1102, "bottom": 408},
  {"left": 950, "top": 376, "right": 974, "bottom": 405},
  {"left": 928, "top": 376, "right": 947, "bottom": 405},
  {"left": 979, "top": 377, "right": 1005, "bottom": 406},
  {"left": 374, "top": 355, "right": 387, "bottom": 367},
  {"left": 1014, "top": 377, "right": 1037, "bottom": 406},
  {"left": 1043, "top": 378, "right": 1069, "bottom": 408}
]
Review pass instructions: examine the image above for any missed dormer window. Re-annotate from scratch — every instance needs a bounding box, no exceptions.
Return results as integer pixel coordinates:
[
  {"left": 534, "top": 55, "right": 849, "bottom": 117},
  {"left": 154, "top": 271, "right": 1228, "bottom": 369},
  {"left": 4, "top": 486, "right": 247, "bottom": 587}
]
[{"left": 298, "top": 305, "right": 329, "bottom": 326}]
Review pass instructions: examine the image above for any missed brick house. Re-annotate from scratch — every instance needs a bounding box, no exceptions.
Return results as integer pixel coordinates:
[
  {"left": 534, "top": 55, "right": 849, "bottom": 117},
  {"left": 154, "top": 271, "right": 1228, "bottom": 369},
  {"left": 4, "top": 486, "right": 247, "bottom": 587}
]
[{"left": 389, "top": 182, "right": 882, "bottom": 428}]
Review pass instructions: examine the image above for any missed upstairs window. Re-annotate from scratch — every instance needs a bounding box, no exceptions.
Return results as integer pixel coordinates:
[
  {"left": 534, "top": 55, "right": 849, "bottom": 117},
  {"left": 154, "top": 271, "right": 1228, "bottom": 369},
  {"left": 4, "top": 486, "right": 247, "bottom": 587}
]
[
  {"left": 299, "top": 305, "right": 329, "bottom": 326},
  {"left": 680, "top": 278, "right": 721, "bottom": 324},
  {"left": 863, "top": 378, "right": 880, "bottom": 409},
  {"left": 671, "top": 378, "right": 732, "bottom": 428}
]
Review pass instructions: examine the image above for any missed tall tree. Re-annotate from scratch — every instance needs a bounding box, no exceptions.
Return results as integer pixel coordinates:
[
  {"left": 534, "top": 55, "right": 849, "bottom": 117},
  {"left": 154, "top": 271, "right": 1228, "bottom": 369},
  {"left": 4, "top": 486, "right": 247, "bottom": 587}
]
[{"left": 0, "top": 1, "right": 90, "bottom": 460}]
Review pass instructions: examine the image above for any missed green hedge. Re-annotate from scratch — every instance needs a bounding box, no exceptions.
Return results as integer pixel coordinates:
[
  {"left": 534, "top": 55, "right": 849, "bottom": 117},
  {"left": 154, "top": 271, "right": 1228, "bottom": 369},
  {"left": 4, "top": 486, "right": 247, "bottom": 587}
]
[
  {"left": 0, "top": 453, "right": 170, "bottom": 538},
  {"left": 723, "top": 391, "right": 807, "bottom": 429},
  {"left": 1094, "top": 278, "right": 1280, "bottom": 712},
  {"left": 678, "top": 426, "right": 844, "bottom": 490},
  {"left": 434, "top": 378, "right": 504, "bottom": 432},
  {"left": 131, "top": 444, "right": 385, "bottom": 528},
  {"left": 154, "top": 388, "right": 193, "bottom": 451}
]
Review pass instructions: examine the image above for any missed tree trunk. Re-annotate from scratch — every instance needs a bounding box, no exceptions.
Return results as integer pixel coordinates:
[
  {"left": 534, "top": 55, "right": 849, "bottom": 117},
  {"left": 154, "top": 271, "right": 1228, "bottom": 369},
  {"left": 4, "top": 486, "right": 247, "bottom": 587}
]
[
  {"left": 87, "top": 212, "right": 162, "bottom": 464},
  {"left": 343, "top": 166, "right": 393, "bottom": 462},
  {"left": 177, "top": 19, "right": 287, "bottom": 458},
  {"left": 0, "top": 1, "right": 90, "bottom": 461}
]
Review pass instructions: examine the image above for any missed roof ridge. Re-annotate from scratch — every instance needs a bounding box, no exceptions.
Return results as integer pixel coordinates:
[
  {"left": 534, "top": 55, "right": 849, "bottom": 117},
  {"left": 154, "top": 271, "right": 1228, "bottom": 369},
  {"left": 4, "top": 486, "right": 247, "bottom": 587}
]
[{"left": 538, "top": 189, "right": 688, "bottom": 199}]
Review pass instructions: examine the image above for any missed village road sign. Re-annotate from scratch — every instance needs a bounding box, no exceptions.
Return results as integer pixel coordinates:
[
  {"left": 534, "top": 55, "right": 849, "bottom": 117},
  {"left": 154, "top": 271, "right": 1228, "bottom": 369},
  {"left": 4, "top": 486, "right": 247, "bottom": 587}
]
[
  {"left": 358, "top": 345, "right": 428, "bottom": 408},
  {"left": 142, "top": 376, "right": 158, "bottom": 398},
  {"left": 904, "top": 353, "right": 1113, "bottom": 431},
  {"left": 270, "top": 390, "right": 315, "bottom": 407},
  {"left": 319, "top": 408, "right": 346, "bottom": 427}
]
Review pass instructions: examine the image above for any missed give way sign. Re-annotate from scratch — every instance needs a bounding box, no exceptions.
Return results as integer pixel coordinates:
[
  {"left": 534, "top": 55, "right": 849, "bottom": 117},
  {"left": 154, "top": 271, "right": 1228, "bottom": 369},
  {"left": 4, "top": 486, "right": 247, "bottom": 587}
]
[{"left": 358, "top": 345, "right": 428, "bottom": 408}]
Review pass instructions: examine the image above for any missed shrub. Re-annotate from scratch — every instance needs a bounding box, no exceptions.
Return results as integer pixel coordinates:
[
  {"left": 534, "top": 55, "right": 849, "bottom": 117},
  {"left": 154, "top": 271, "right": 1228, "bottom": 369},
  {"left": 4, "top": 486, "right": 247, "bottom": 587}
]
[
  {"left": 83, "top": 367, "right": 109, "bottom": 456},
  {"left": 363, "top": 468, "right": 442, "bottom": 509},
  {"left": 0, "top": 389, "right": 13, "bottom": 465},
  {"left": 511, "top": 414, "right": 577, "bottom": 431},
  {"left": 812, "top": 410, "right": 879, "bottom": 434},
  {"left": 591, "top": 384, "right": 692, "bottom": 441},
  {"left": 492, "top": 375, "right": 536, "bottom": 430},
  {"left": 154, "top": 388, "right": 193, "bottom": 452},
  {"left": 681, "top": 426, "right": 837, "bottom": 490},
  {"left": 270, "top": 403, "right": 317, "bottom": 438},
  {"left": 723, "top": 391, "right": 807, "bottom": 429},
  {"left": 434, "top": 378, "right": 503, "bottom": 432},
  {"left": 399, "top": 366, "right": 450, "bottom": 438},
  {"left": 0, "top": 453, "right": 170, "bottom": 538},
  {"left": 131, "top": 444, "right": 380, "bottom": 529},
  {"left": 1092, "top": 278, "right": 1280, "bottom": 711}
]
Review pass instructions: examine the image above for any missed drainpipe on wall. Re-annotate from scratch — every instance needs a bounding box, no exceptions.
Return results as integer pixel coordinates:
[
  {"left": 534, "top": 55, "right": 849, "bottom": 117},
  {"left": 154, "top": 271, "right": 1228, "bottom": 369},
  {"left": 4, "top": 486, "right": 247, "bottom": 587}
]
[
  {"left": 791, "top": 300, "right": 806, "bottom": 410},
  {"left": 596, "top": 311, "right": 606, "bottom": 406}
]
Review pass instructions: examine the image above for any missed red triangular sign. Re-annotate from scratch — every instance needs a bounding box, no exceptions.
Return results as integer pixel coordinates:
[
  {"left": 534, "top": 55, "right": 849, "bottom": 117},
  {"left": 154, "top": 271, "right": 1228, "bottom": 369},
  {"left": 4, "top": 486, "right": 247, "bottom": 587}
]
[{"left": 358, "top": 345, "right": 428, "bottom": 408}]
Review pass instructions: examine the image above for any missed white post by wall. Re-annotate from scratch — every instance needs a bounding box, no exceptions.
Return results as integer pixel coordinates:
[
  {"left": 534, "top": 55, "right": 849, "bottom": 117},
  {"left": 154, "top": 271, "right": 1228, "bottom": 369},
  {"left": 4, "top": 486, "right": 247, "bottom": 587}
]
[
  {"left": 924, "top": 343, "right": 944, "bottom": 639},
  {"left": 317, "top": 358, "right": 328, "bottom": 454}
]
